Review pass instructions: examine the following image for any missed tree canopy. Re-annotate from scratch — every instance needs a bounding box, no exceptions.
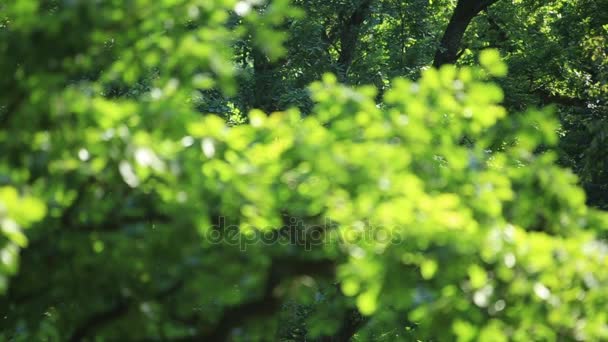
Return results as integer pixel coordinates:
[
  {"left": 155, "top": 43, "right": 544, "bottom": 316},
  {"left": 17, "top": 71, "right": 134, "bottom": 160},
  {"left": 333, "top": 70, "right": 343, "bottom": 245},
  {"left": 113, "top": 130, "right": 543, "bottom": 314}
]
[{"left": 1, "top": 0, "right": 607, "bottom": 341}]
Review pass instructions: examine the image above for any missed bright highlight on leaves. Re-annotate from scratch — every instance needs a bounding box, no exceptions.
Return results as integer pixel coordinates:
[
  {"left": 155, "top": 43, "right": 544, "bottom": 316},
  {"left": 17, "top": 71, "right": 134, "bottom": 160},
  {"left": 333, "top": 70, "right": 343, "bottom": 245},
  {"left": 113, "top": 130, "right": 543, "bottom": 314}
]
[{"left": 479, "top": 49, "right": 508, "bottom": 77}]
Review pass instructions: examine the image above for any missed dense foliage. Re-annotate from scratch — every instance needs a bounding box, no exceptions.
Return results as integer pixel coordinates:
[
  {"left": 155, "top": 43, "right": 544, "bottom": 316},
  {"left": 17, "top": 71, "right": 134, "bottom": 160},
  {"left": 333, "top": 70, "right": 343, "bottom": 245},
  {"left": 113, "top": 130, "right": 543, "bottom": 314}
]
[{"left": 1, "top": 0, "right": 607, "bottom": 341}]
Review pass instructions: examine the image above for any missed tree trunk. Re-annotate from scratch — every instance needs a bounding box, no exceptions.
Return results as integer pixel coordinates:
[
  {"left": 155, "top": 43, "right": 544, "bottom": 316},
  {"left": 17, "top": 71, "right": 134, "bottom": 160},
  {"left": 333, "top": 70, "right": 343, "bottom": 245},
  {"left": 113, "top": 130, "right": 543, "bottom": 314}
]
[
  {"left": 433, "top": 0, "right": 501, "bottom": 68},
  {"left": 252, "top": 48, "right": 280, "bottom": 112},
  {"left": 336, "top": 0, "right": 373, "bottom": 81}
]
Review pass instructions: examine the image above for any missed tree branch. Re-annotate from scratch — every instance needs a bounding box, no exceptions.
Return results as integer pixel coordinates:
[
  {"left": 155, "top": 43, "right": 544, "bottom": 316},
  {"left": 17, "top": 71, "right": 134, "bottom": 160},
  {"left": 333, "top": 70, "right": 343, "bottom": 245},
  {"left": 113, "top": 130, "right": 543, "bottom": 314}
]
[
  {"left": 533, "top": 88, "right": 588, "bottom": 107},
  {"left": 318, "top": 307, "right": 368, "bottom": 342},
  {"left": 171, "top": 258, "right": 336, "bottom": 341},
  {"left": 68, "top": 280, "right": 184, "bottom": 342},
  {"left": 433, "top": 0, "right": 502, "bottom": 68},
  {"left": 335, "top": 0, "right": 373, "bottom": 81}
]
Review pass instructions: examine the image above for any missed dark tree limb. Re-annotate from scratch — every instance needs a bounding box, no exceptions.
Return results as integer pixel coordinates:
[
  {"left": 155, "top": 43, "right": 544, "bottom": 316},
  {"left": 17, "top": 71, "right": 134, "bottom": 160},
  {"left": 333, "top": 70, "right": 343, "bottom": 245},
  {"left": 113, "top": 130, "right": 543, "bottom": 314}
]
[
  {"left": 534, "top": 88, "right": 588, "bottom": 107},
  {"left": 0, "top": 93, "right": 23, "bottom": 128},
  {"left": 172, "top": 258, "right": 336, "bottom": 342},
  {"left": 318, "top": 307, "right": 368, "bottom": 342},
  {"left": 433, "top": 0, "right": 502, "bottom": 68},
  {"left": 68, "top": 299, "right": 132, "bottom": 342},
  {"left": 68, "top": 281, "right": 184, "bottom": 342},
  {"left": 202, "top": 258, "right": 335, "bottom": 341},
  {"left": 335, "top": 0, "right": 373, "bottom": 81},
  {"left": 252, "top": 47, "right": 281, "bottom": 112},
  {"left": 486, "top": 11, "right": 509, "bottom": 45}
]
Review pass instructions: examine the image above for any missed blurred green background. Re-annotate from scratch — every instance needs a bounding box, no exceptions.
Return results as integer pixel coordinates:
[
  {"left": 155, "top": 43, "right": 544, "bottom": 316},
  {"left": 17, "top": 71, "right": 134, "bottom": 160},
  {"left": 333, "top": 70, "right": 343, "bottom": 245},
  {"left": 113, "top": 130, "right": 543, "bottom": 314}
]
[{"left": 1, "top": 0, "right": 607, "bottom": 340}]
